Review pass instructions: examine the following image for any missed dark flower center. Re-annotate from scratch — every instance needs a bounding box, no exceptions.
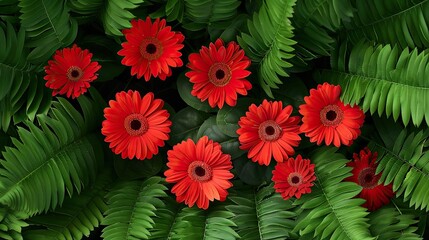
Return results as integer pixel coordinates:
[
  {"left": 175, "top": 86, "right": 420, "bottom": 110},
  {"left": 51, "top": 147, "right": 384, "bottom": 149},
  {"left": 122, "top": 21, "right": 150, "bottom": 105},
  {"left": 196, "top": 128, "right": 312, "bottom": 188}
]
[
  {"left": 287, "top": 172, "right": 302, "bottom": 187},
  {"left": 130, "top": 119, "right": 141, "bottom": 130},
  {"left": 215, "top": 69, "right": 225, "bottom": 79},
  {"left": 188, "top": 161, "right": 212, "bottom": 182},
  {"left": 124, "top": 113, "right": 149, "bottom": 136},
  {"left": 320, "top": 104, "right": 344, "bottom": 126},
  {"left": 194, "top": 166, "right": 206, "bottom": 177},
  {"left": 66, "top": 66, "right": 83, "bottom": 82},
  {"left": 146, "top": 43, "right": 157, "bottom": 54},
  {"left": 326, "top": 110, "right": 337, "bottom": 121},
  {"left": 140, "top": 37, "right": 163, "bottom": 60},
  {"left": 208, "top": 62, "right": 232, "bottom": 87},
  {"left": 291, "top": 176, "right": 300, "bottom": 184},
  {"left": 258, "top": 120, "right": 282, "bottom": 141},
  {"left": 358, "top": 167, "right": 379, "bottom": 189}
]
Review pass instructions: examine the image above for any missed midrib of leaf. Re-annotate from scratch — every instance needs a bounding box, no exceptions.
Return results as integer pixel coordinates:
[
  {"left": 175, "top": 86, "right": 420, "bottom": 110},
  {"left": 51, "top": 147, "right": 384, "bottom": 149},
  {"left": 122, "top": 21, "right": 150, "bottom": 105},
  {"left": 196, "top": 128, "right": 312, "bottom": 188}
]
[
  {"left": 166, "top": 208, "right": 180, "bottom": 240},
  {"left": 125, "top": 181, "right": 153, "bottom": 239},
  {"left": 202, "top": 212, "right": 208, "bottom": 240},
  {"left": 314, "top": 174, "right": 353, "bottom": 240},
  {"left": 40, "top": 0, "right": 62, "bottom": 44},
  {"left": 322, "top": 69, "right": 429, "bottom": 90},
  {"left": 253, "top": 189, "right": 263, "bottom": 240},
  {"left": 297, "top": 0, "right": 328, "bottom": 27},
  {"left": 347, "top": 0, "right": 428, "bottom": 32},
  {"left": 0, "top": 134, "right": 92, "bottom": 204},
  {"left": 0, "top": 62, "right": 28, "bottom": 72},
  {"left": 259, "top": 0, "right": 292, "bottom": 64},
  {"left": 370, "top": 139, "right": 429, "bottom": 180},
  {"left": 46, "top": 185, "right": 106, "bottom": 235}
]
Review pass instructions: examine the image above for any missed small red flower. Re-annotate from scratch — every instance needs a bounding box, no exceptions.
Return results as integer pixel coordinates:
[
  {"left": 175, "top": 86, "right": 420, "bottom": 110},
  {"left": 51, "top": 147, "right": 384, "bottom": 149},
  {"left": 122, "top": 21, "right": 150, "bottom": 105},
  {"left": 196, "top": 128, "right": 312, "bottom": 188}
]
[
  {"left": 272, "top": 155, "right": 316, "bottom": 200},
  {"left": 186, "top": 38, "right": 252, "bottom": 109},
  {"left": 165, "top": 136, "right": 234, "bottom": 209},
  {"left": 44, "top": 44, "right": 101, "bottom": 98},
  {"left": 299, "top": 83, "right": 365, "bottom": 147},
  {"left": 345, "top": 148, "right": 394, "bottom": 211},
  {"left": 237, "top": 100, "right": 301, "bottom": 166},
  {"left": 118, "top": 17, "right": 185, "bottom": 81},
  {"left": 101, "top": 90, "right": 171, "bottom": 160}
]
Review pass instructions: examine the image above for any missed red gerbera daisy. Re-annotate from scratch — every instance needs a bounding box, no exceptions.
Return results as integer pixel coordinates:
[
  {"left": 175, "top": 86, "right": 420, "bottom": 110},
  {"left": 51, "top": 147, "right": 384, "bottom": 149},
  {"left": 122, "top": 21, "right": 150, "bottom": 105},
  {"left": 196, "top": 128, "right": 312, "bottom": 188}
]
[
  {"left": 272, "top": 155, "right": 316, "bottom": 200},
  {"left": 44, "top": 44, "right": 101, "bottom": 98},
  {"left": 299, "top": 82, "right": 365, "bottom": 147},
  {"left": 185, "top": 38, "right": 252, "bottom": 109},
  {"left": 345, "top": 147, "right": 394, "bottom": 211},
  {"left": 118, "top": 17, "right": 184, "bottom": 81},
  {"left": 237, "top": 100, "right": 301, "bottom": 166},
  {"left": 101, "top": 90, "right": 171, "bottom": 160},
  {"left": 164, "top": 136, "right": 234, "bottom": 210}
]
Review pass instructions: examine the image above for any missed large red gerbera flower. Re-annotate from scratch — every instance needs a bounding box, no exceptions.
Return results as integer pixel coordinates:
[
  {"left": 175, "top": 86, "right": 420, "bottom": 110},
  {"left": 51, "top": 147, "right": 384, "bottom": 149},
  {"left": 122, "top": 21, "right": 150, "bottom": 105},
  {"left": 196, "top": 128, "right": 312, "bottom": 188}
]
[
  {"left": 118, "top": 17, "right": 185, "bottom": 81},
  {"left": 299, "top": 82, "right": 365, "bottom": 147},
  {"left": 186, "top": 38, "right": 252, "bottom": 109},
  {"left": 44, "top": 44, "right": 101, "bottom": 98},
  {"left": 272, "top": 155, "right": 316, "bottom": 200},
  {"left": 101, "top": 90, "right": 171, "bottom": 160},
  {"left": 345, "top": 147, "right": 394, "bottom": 211},
  {"left": 237, "top": 100, "right": 301, "bottom": 166},
  {"left": 164, "top": 136, "right": 234, "bottom": 209}
]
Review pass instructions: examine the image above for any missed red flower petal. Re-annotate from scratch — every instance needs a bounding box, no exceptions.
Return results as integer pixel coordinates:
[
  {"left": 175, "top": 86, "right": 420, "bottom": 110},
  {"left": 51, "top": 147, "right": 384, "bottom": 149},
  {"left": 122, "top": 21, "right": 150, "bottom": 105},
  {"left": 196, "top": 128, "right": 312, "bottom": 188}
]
[
  {"left": 165, "top": 136, "right": 233, "bottom": 209},
  {"left": 101, "top": 90, "right": 171, "bottom": 160}
]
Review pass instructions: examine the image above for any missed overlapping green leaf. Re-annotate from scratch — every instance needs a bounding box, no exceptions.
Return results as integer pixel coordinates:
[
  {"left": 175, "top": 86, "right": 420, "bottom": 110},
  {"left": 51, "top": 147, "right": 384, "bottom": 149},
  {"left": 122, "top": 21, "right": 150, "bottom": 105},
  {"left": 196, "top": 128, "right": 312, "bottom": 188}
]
[
  {"left": 197, "top": 116, "right": 245, "bottom": 159},
  {"left": 0, "top": 23, "right": 51, "bottom": 131},
  {"left": 101, "top": 177, "right": 168, "bottom": 240},
  {"left": 292, "top": 0, "right": 354, "bottom": 60},
  {"left": 322, "top": 41, "right": 429, "bottom": 126},
  {"left": 345, "top": 0, "right": 429, "bottom": 49},
  {"left": 368, "top": 204, "right": 421, "bottom": 240},
  {"left": 18, "top": 0, "right": 78, "bottom": 64},
  {"left": 369, "top": 128, "right": 429, "bottom": 211},
  {"left": 174, "top": 204, "right": 239, "bottom": 240},
  {"left": 0, "top": 205, "right": 28, "bottom": 240},
  {"left": 238, "top": 0, "right": 297, "bottom": 97},
  {"left": 183, "top": 0, "right": 241, "bottom": 31},
  {"left": 294, "top": 147, "right": 373, "bottom": 240},
  {"left": 0, "top": 90, "right": 104, "bottom": 215},
  {"left": 100, "top": 0, "right": 145, "bottom": 36},
  {"left": 22, "top": 168, "right": 112, "bottom": 240},
  {"left": 168, "top": 106, "right": 211, "bottom": 145},
  {"left": 227, "top": 183, "right": 296, "bottom": 239}
]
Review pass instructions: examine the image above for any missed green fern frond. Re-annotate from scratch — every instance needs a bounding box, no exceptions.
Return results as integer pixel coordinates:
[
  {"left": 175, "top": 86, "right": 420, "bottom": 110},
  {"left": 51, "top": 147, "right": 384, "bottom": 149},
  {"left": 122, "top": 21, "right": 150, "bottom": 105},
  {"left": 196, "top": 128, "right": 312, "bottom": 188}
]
[
  {"left": 368, "top": 204, "right": 421, "bottom": 240},
  {"left": 0, "top": 205, "right": 28, "bottom": 240},
  {"left": 68, "top": 0, "right": 104, "bottom": 15},
  {"left": 368, "top": 128, "right": 429, "bottom": 211},
  {"left": 21, "top": 168, "right": 113, "bottom": 240},
  {"left": 321, "top": 41, "right": 429, "bottom": 126},
  {"left": 344, "top": 0, "right": 429, "bottom": 49},
  {"left": 182, "top": 0, "right": 241, "bottom": 31},
  {"left": 149, "top": 197, "right": 185, "bottom": 240},
  {"left": 173, "top": 203, "right": 239, "bottom": 240},
  {"left": 0, "top": 90, "right": 104, "bottom": 215},
  {"left": 292, "top": 0, "right": 354, "bottom": 59},
  {"left": 0, "top": 22, "right": 51, "bottom": 131},
  {"left": 100, "top": 0, "right": 145, "bottom": 37},
  {"left": 18, "top": 0, "right": 78, "bottom": 64},
  {"left": 165, "top": 0, "right": 184, "bottom": 22},
  {"left": 101, "top": 177, "right": 168, "bottom": 240},
  {"left": 0, "top": 0, "right": 19, "bottom": 16},
  {"left": 238, "top": 0, "right": 296, "bottom": 98},
  {"left": 227, "top": 183, "right": 296, "bottom": 240},
  {"left": 293, "top": 147, "right": 373, "bottom": 240}
]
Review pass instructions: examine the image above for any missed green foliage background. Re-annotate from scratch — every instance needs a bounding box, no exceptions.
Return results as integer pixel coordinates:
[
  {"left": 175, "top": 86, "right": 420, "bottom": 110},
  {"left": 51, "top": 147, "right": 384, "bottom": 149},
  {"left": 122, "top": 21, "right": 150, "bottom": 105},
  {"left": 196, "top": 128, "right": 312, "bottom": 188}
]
[{"left": 0, "top": 0, "right": 429, "bottom": 239}]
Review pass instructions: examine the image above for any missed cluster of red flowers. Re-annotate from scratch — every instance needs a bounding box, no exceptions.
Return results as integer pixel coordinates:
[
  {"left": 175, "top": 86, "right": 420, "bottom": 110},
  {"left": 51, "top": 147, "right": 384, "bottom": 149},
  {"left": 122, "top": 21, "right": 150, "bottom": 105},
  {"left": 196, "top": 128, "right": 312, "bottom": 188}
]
[{"left": 42, "top": 17, "right": 393, "bottom": 211}]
